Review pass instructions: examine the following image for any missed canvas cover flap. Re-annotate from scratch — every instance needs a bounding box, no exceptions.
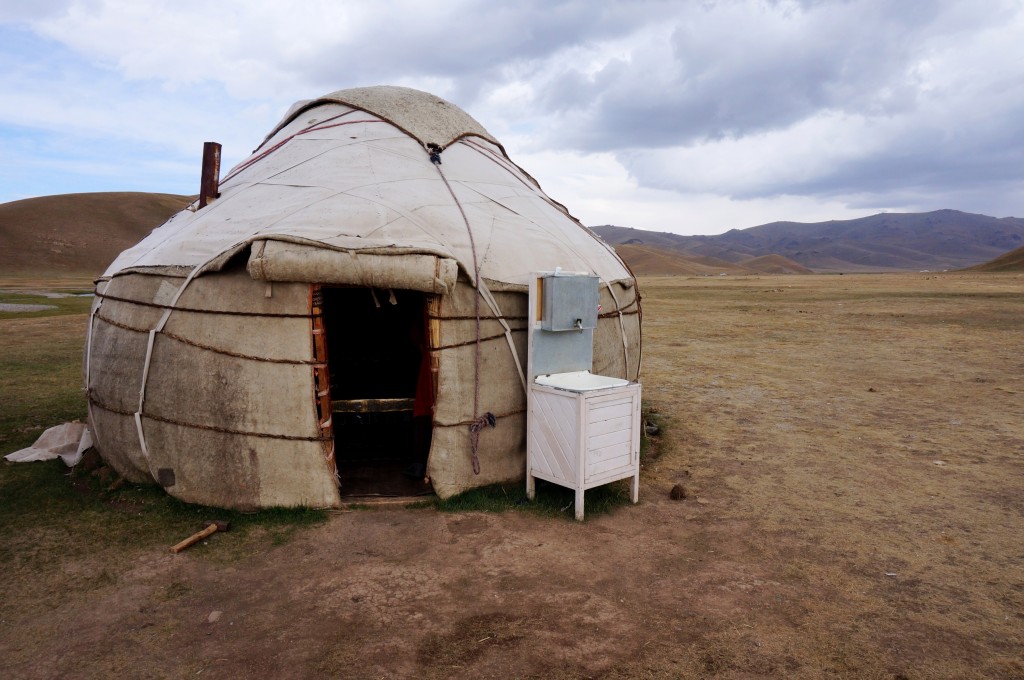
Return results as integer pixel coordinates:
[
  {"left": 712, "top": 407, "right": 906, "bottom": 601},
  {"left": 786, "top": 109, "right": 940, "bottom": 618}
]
[{"left": 247, "top": 239, "right": 458, "bottom": 294}]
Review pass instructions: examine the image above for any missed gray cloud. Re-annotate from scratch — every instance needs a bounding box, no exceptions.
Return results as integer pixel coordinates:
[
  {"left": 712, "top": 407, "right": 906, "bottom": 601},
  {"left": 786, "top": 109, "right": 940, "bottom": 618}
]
[
  {"left": 533, "top": 0, "right": 1016, "bottom": 150},
  {"left": 298, "top": 1, "right": 673, "bottom": 104},
  {"left": 3, "top": 0, "right": 1022, "bottom": 227},
  {"left": 503, "top": 0, "right": 1024, "bottom": 215},
  {"left": 0, "top": 0, "right": 76, "bottom": 23},
  {"left": 773, "top": 111, "right": 1024, "bottom": 211}
]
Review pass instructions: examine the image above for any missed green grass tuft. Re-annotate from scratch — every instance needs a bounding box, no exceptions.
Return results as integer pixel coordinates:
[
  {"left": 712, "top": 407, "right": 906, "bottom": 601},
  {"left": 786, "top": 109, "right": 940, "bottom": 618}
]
[
  {"left": 0, "top": 291, "right": 95, "bottom": 320},
  {"left": 640, "top": 401, "right": 666, "bottom": 462}
]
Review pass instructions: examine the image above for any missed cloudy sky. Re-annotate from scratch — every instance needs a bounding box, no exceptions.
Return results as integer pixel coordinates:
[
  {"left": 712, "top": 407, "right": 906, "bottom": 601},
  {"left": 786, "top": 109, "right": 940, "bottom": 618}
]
[{"left": 1, "top": 0, "right": 1022, "bottom": 235}]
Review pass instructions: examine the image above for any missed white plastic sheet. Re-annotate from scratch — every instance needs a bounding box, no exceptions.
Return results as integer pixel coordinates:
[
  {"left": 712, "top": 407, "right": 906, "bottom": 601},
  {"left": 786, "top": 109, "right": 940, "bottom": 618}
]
[{"left": 4, "top": 422, "right": 93, "bottom": 466}]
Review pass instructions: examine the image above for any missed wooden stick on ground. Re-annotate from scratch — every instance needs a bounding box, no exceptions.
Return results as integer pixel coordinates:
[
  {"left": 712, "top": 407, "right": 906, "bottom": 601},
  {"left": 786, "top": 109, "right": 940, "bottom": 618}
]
[{"left": 170, "top": 520, "right": 230, "bottom": 554}]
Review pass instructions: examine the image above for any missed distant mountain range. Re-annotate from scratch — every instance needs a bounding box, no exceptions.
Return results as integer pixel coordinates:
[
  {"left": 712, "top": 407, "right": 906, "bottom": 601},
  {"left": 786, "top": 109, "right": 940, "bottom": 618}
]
[
  {"left": 1, "top": 194, "right": 1022, "bottom": 277},
  {"left": 594, "top": 210, "right": 1024, "bottom": 273}
]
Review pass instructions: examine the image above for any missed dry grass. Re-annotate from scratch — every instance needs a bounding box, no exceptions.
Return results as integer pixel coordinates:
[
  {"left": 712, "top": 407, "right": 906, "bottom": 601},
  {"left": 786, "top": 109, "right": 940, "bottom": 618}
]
[
  {"left": 0, "top": 192, "right": 188, "bottom": 276},
  {"left": 638, "top": 272, "right": 1024, "bottom": 678},
  {"left": 1, "top": 272, "right": 1021, "bottom": 679}
]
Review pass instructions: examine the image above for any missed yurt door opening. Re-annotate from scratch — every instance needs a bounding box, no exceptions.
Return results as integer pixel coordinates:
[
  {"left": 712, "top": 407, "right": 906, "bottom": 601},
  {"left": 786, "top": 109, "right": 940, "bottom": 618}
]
[{"left": 315, "top": 285, "right": 435, "bottom": 497}]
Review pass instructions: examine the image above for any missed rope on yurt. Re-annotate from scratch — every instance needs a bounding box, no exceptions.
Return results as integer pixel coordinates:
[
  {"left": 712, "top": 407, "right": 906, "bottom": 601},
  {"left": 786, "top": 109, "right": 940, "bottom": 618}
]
[
  {"left": 455, "top": 180, "right": 599, "bottom": 268},
  {"left": 461, "top": 138, "right": 582, "bottom": 220},
  {"left": 84, "top": 284, "right": 106, "bottom": 450},
  {"left": 432, "top": 407, "right": 525, "bottom": 428},
  {"left": 220, "top": 109, "right": 377, "bottom": 186},
  {"left": 428, "top": 143, "right": 495, "bottom": 474},
  {"left": 94, "top": 308, "right": 318, "bottom": 354},
  {"left": 600, "top": 278, "right": 632, "bottom": 379},
  {"left": 132, "top": 255, "right": 219, "bottom": 458},
  {"left": 475, "top": 283, "right": 527, "bottom": 393},
  {"left": 90, "top": 395, "right": 330, "bottom": 441},
  {"left": 456, "top": 137, "right": 640, "bottom": 380},
  {"left": 93, "top": 290, "right": 314, "bottom": 317},
  {"left": 433, "top": 330, "right": 520, "bottom": 351}
]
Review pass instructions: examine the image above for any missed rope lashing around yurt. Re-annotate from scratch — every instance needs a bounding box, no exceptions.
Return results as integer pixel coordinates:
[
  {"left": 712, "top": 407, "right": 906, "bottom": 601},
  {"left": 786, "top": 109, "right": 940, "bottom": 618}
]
[
  {"left": 83, "top": 284, "right": 106, "bottom": 463},
  {"left": 462, "top": 138, "right": 576, "bottom": 219},
  {"left": 602, "top": 279, "right": 632, "bottom": 378},
  {"left": 220, "top": 110, "right": 378, "bottom": 187},
  {"left": 459, "top": 135, "right": 640, "bottom": 379},
  {"left": 476, "top": 283, "right": 527, "bottom": 393},
  {"left": 130, "top": 255, "right": 215, "bottom": 457},
  {"left": 428, "top": 142, "right": 494, "bottom": 474},
  {"left": 88, "top": 395, "right": 331, "bottom": 442},
  {"left": 92, "top": 290, "right": 316, "bottom": 317},
  {"left": 455, "top": 138, "right": 636, "bottom": 379},
  {"left": 589, "top": 231, "right": 640, "bottom": 377},
  {"left": 468, "top": 412, "right": 497, "bottom": 475}
]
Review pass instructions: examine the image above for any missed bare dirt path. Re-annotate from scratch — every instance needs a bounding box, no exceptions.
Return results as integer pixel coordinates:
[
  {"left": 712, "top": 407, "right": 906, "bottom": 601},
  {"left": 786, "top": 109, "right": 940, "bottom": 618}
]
[{"left": 2, "top": 273, "right": 1022, "bottom": 679}]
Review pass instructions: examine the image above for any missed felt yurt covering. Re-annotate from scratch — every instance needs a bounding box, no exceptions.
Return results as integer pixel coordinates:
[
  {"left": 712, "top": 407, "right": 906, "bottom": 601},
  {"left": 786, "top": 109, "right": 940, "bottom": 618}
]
[{"left": 85, "top": 86, "right": 641, "bottom": 509}]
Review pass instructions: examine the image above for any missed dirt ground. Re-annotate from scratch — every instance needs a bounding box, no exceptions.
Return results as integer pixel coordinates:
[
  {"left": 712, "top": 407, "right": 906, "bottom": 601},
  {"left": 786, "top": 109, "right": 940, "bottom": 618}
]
[{"left": 2, "top": 272, "right": 1023, "bottom": 679}]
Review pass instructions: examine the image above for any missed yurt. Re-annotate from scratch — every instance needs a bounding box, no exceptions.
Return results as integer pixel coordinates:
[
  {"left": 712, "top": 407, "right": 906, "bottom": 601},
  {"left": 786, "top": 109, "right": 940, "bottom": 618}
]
[{"left": 85, "top": 86, "right": 641, "bottom": 509}]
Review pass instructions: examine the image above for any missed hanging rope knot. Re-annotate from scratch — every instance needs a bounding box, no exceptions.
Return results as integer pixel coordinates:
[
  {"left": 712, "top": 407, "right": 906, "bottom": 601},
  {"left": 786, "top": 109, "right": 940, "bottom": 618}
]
[
  {"left": 468, "top": 412, "right": 496, "bottom": 475},
  {"left": 427, "top": 143, "right": 442, "bottom": 165}
]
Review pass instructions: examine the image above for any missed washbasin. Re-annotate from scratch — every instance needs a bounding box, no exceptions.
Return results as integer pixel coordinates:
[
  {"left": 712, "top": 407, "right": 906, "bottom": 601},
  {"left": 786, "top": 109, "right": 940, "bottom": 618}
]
[{"left": 534, "top": 370, "right": 630, "bottom": 393}]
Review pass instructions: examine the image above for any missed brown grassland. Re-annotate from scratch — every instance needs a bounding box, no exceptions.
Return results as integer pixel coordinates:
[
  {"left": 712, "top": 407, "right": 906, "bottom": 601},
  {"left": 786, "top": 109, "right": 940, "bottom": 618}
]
[{"left": 1, "top": 272, "right": 1022, "bottom": 679}]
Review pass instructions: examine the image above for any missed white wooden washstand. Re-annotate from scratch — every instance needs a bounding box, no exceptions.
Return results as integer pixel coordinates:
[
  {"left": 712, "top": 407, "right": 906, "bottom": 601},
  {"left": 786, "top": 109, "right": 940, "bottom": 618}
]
[{"left": 526, "top": 270, "right": 641, "bottom": 520}]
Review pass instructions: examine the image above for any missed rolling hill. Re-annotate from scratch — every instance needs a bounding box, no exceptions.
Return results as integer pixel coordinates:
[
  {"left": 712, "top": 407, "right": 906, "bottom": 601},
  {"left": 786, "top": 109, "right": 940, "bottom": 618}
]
[
  {"left": 966, "top": 244, "right": 1024, "bottom": 272},
  {"left": 738, "top": 254, "right": 814, "bottom": 275},
  {"left": 613, "top": 244, "right": 753, "bottom": 276},
  {"left": 594, "top": 210, "right": 1024, "bottom": 272},
  {"left": 612, "top": 244, "right": 812, "bottom": 277},
  {"left": 0, "top": 192, "right": 191, "bottom": 276}
]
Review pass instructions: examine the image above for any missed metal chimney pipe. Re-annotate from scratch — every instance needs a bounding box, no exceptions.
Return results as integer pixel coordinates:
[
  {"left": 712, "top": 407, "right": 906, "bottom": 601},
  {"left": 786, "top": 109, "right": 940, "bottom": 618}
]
[{"left": 198, "top": 141, "right": 222, "bottom": 209}]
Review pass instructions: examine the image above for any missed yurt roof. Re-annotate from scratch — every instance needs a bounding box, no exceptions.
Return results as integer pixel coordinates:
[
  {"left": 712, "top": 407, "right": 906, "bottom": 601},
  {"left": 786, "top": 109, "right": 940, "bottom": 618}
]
[
  {"left": 267, "top": 85, "right": 500, "bottom": 150},
  {"left": 103, "top": 86, "right": 632, "bottom": 289}
]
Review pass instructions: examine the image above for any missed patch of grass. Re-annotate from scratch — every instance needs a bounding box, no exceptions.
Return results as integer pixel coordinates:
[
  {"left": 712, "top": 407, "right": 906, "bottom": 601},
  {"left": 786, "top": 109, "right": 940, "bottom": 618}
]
[
  {"left": 258, "top": 509, "right": 329, "bottom": 546},
  {"left": 107, "top": 480, "right": 327, "bottom": 543},
  {"left": 423, "top": 478, "right": 633, "bottom": 520},
  {"left": 0, "top": 313, "right": 89, "bottom": 453},
  {"left": 0, "top": 460, "right": 328, "bottom": 564},
  {"left": 640, "top": 401, "right": 665, "bottom": 462},
  {"left": 0, "top": 291, "right": 95, "bottom": 320}
]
